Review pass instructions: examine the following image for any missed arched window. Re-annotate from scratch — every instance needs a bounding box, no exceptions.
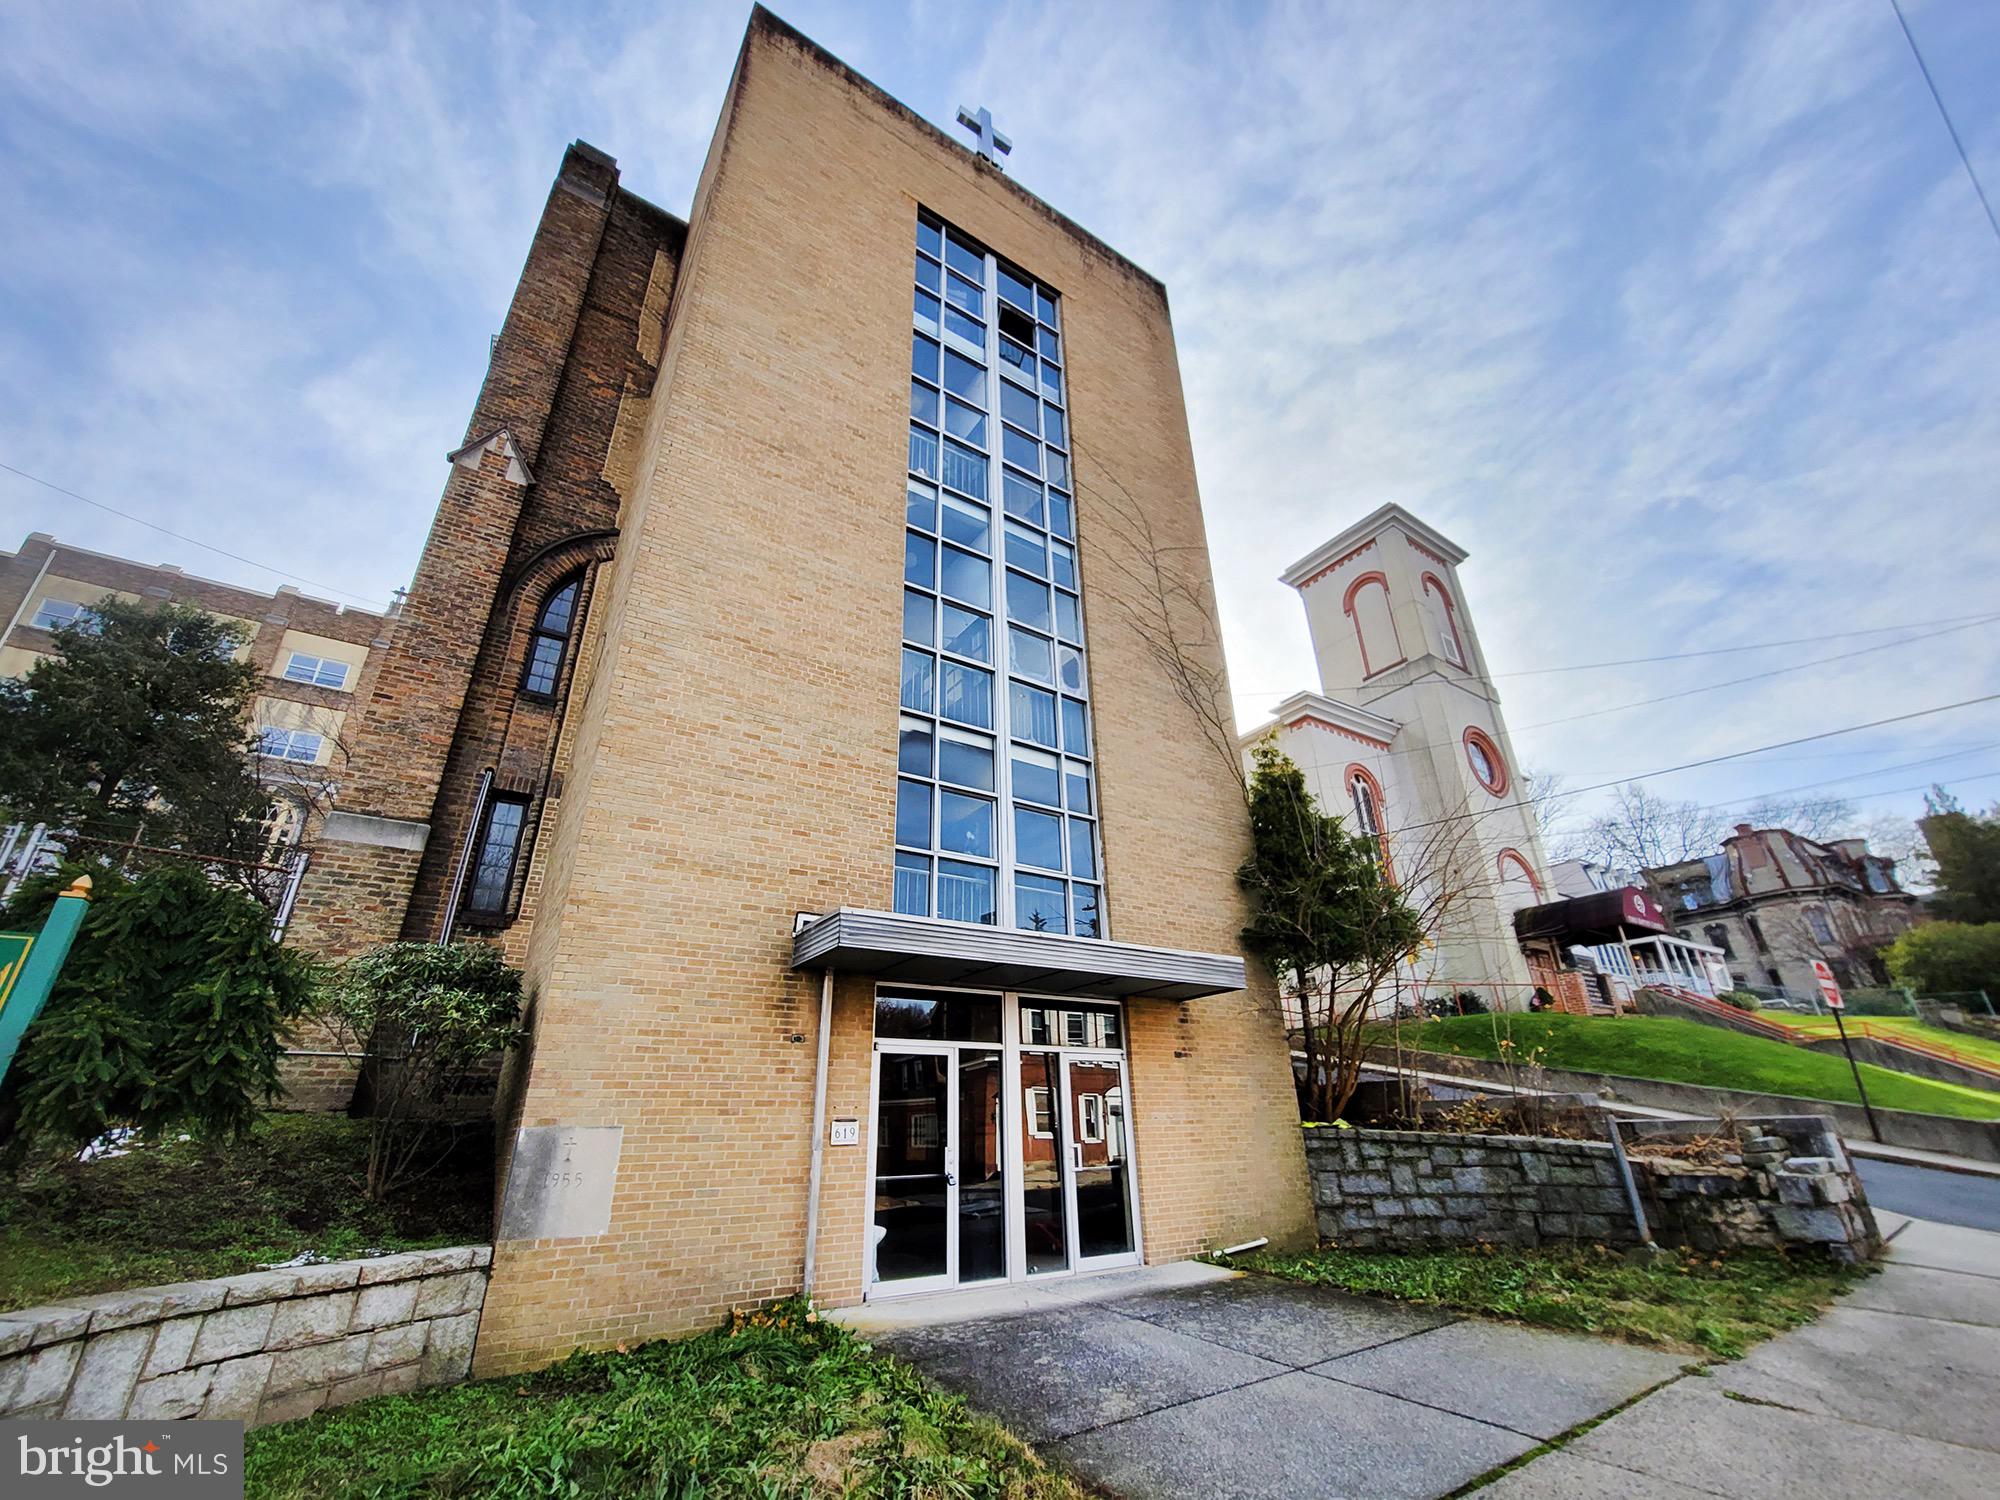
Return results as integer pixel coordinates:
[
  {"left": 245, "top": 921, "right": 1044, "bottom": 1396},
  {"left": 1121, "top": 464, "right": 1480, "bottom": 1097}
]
[
  {"left": 1340, "top": 571, "right": 1404, "bottom": 677},
  {"left": 520, "top": 574, "right": 581, "bottom": 698},
  {"left": 1421, "top": 573, "right": 1468, "bottom": 669},
  {"left": 1496, "top": 848, "right": 1543, "bottom": 907},
  {"left": 1345, "top": 764, "right": 1393, "bottom": 877},
  {"left": 1463, "top": 726, "right": 1508, "bottom": 796}
]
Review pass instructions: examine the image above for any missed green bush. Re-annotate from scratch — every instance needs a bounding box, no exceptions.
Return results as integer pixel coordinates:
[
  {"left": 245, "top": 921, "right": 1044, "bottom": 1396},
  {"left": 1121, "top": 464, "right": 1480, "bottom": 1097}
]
[
  {"left": 1883, "top": 922, "right": 2000, "bottom": 998},
  {"left": 1720, "top": 990, "right": 1762, "bottom": 1011},
  {"left": 0, "top": 865, "right": 316, "bottom": 1158}
]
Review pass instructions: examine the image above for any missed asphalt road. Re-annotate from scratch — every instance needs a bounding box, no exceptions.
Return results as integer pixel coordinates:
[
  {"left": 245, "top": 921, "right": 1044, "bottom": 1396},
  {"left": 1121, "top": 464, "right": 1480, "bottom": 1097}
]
[{"left": 1854, "top": 1156, "right": 2000, "bottom": 1231}]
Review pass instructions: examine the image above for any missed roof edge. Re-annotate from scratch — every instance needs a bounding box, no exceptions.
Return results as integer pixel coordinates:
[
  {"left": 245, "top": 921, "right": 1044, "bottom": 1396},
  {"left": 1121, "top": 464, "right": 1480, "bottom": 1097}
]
[{"left": 1280, "top": 503, "right": 1471, "bottom": 590}]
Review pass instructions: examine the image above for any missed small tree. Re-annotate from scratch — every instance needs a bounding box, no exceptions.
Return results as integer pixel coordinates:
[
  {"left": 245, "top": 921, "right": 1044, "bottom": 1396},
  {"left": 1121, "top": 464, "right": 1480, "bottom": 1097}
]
[
  {"left": 1920, "top": 795, "right": 2000, "bottom": 926},
  {"left": 1237, "top": 738, "right": 1423, "bottom": 1122},
  {"left": 317, "top": 942, "right": 526, "bottom": 1200},
  {"left": 0, "top": 864, "right": 316, "bottom": 1159},
  {"left": 1883, "top": 922, "right": 2000, "bottom": 999}
]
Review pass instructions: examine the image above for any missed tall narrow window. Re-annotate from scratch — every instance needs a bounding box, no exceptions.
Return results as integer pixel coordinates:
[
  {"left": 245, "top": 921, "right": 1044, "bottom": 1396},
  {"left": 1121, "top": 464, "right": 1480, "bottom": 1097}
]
[
  {"left": 896, "top": 211, "right": 1104, "bottom": 935},
  {"left": 521, "top": 575, "right": 581, "bottom": 698},
  {"left": 468, "top": 797, "right": 528, "bottom": 914}
]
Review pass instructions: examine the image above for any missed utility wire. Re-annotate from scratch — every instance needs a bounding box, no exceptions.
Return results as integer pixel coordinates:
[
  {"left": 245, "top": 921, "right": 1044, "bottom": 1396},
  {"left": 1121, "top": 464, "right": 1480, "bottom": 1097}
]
[
  {"left": 1890, "top": 0, "right": 2000, "bottom": 252},
  {"left": 0, "top": 460, "right": 395, "bottom": 611},
  {"left": 1377, "top": 693, "right": 2000, "bottom": 837}
]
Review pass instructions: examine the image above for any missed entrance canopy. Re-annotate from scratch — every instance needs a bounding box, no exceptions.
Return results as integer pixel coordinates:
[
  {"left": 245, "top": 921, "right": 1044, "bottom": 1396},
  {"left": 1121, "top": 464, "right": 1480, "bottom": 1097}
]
[
  {"left": 1512, "top": 886, "right": 1668, "bottom": 948},
  {"left": 792, "top": 908, "right": 1244, "bottom": 1001}
]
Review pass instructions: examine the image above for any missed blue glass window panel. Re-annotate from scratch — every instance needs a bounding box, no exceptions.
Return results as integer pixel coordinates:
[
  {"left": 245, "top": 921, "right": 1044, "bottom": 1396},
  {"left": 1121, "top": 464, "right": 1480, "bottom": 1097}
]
[
  {"left": 1058, "top": 643, "right": 1085, "bottom": 693},
  {"left": 943, "top": 349, "right": 986, "bottom": 403},
  {"left": 998, "top": 264, "right": 1034, "bottom": 312},
  {"left": 918, "top": 217, "right": 942, "bottom": 258},
  {"left": 944, "top": 397, "right": 987, "bottom": 448},
  {"left": 1001, "top": 381, "right": 1039, "bottom": 433},
  {"left": 1043, "top": 403, "right": 1066, "bottom": 448},
  {"left": 1015, "top": 807, "right": 1064, "bottom": 872},
  {"left": 1004, "top": 523, "right": 1046, "bottom": 576},
  {"left": 906, "top": 481, "right": 936, "bottom": 531},
  {"left": 916, "top": 254, "right": 941, "bottom": 292},
  {"left": 900, "top": 649, "right": 934, "bottom": 713},
  {"left": 1037, "top": 286, "right": 1059, "bottom": 325},
  {"left": 944, "top": 305, "right": 984, "bottom": 346},
  {"left": 1009, "top": 625, "right": 1053, "bottom": 682},
  {"left": 940, "top": 790, "right": 994, "bottom": 857},
  {"left": 896, "top": 778, "right": 932, "bottom": 849},
  {"left": 1045, "top": 449, "right": 1069, "bottom": 489},
  {"left": 1054, "top": 589, "right": 1081, "bottom": 642},
  {"left": 914, "top": 288, "right": 940, "bottom": 337},
  {"left": 1074, "top": 885, "right": 1101, "bottom": 938},
  {"left": 894, "top": 852, "right": 930, "bottom": 916},
  {"left": 942, "top": 439, "right": 987, "bottom": 500},
  {"left": 911, "top": 380, "right": 938, "bottom": 427},
  {"left": 1002, "top": 426, "right": 1040, "bottom": 474},
  {"left": 1061, "top": 697, "right": 1089, "bottom": 754},
  {"left": 912, "top": 332, "right": 939, "bottom": 381},
  {"left": 899, "top": 718, "right": 932, "bottom": 776},
  {"left": 1038, "top": 325, "right": 1061, "bottom": 363},
  {"left": 938, "top": 733, "right": 994, "bottom": 791},
  {"left": 1012, "top": 747, "right": 1060, "bottom": 806},
  {"left": 1015, "top": 874, "right": 1067, "bottom": 934},
  {"left": 942, "top": 662, "right": 993, "bottom": 728},
  {"left": 941, "top": 497, "right": 989, "bottom": 553},
  {"left": 945, "top": 232, "right": 983, "bottom": 281},
  {"left": 999, "top": 335, "right": 1034, "bottom": 377},
  {"left": 1003, "top": 471, "right": 1044, "bottom": 525},
  {"left": 909, "top": 425, "right": 939, "bottom": 480},
  {"left": 939, "top": 545, "right": 990, "bottom": 609},
  {"left": 1012, "top": 682, "right": 1058, "bottom": 747},
  {"left": 1048, "top": 491, "right": 1073, "bottom": 539},
  {"left": 1066, "top": 761, "right": 1092, "bottom": 812},
  {"left": 903, "top": 589, "right": 932, "bottom": 646},
  {"left": 904, "top": 531, "right": 935, "bottom": 589},
  {"left": 1040, "top": 360, "right": 1063, "bottom": 401},
  {"left": 1007, "top": 571, "right": 1052, "bottom": 632},
  {"left": 945, "top": 270, "right": 984, "bottom": 317},
  {"left": 1070, "top": 818, "right": 1097, "bottom": 878},
  {"left": 941, "top": 603, "right": 990, "bottom": 662},
  {"left": 1051, "top": 540, "right": 1075, "bottom": 588},
  {"left": 938, "top": 859, "right": 996, "bottom": 925}
]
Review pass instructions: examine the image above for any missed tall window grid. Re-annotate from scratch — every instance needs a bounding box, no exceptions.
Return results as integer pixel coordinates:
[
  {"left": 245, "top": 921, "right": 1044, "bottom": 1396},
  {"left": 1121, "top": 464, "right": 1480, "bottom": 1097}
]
[{"left": 897, "top": 211, "right": 1103, "bottom": 938}]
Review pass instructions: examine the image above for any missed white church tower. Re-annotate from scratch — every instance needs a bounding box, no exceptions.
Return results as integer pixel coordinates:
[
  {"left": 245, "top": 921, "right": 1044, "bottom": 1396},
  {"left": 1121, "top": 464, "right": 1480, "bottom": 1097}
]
[{"left": 1245, "top": 504, "right": 1551, "bottom": 1007}]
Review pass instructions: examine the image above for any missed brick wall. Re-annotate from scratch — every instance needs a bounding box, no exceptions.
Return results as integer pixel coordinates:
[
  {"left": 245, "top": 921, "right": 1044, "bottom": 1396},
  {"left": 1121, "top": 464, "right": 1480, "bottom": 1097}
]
[{"left": 0, "top": 1248, "right": 490, "bottom": 1427}]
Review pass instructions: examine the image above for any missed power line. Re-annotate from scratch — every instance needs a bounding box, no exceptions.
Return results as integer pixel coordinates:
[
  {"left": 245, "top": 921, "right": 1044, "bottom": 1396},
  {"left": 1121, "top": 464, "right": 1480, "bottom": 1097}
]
[
  {"left": 1890, "top": 0, "right": 2000, "bottom": 252},
  {"left": 1235, "top": 608, "right": 2000, "bottom": 699},
  {"left": 0, "top": 460, "right": 395, "bottom": 611},
  {"left": 1380, "top": 693, "right": 2000, "bottom": 837}
]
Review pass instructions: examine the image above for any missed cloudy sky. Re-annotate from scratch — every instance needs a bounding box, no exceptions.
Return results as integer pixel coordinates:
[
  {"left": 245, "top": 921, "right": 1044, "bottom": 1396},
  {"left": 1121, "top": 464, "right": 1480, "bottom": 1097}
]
[{"left": 3, "top": 0, "right": 1997, "bottom": 853}]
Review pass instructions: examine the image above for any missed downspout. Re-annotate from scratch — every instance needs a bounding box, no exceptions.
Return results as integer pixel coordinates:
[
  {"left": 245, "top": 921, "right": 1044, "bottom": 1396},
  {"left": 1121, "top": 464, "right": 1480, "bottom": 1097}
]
[
  {"left": 802, "top": 965, "right": 835, "bottom": 1298},
  {"left": 437, "top": 767, "right": 494, "bottom": 944}
]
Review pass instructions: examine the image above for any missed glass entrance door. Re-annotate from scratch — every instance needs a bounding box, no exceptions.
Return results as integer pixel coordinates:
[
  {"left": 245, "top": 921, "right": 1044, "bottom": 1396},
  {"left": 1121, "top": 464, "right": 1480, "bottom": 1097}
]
[
  {"left": 1065, "top": 1053, "right": 1137, "bottom": 1265},
  {"left": 870, "top": 1043, "right": 1007, "bottom": 1295}
]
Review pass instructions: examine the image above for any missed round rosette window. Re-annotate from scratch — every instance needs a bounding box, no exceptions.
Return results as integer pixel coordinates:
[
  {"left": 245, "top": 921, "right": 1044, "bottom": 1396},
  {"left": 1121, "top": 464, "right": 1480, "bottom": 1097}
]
[{"left": 1463, "top": 727, "right": 1508, "bottom": 796}]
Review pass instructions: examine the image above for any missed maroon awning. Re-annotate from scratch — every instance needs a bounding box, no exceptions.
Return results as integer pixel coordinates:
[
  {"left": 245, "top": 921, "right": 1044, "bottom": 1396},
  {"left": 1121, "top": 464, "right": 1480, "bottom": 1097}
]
[{"left": 1513, "top": 886, "right": 1668, "bottom": 947}]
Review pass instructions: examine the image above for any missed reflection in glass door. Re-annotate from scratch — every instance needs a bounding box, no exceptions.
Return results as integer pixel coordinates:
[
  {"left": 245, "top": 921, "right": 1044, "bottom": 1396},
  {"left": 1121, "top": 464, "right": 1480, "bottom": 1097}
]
[
  {"left": 1067, "top": 1055, "right": 1136, "bottom": 1262},
  {"left": 956, "top": 1049, "right": 1006, "bottom": 1283},
  {"left": 1018, "top": 1051, "right": 1069, "bottom": 1275},
  {"left": 872, "top": 1049, "right": 952, "bottom": 1291}
]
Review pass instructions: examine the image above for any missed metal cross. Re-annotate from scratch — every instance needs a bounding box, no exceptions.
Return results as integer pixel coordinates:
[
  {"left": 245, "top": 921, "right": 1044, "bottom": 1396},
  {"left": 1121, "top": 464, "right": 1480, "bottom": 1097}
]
[{"left": 956, "top": 105, "right": 1013, "bottom": 169}]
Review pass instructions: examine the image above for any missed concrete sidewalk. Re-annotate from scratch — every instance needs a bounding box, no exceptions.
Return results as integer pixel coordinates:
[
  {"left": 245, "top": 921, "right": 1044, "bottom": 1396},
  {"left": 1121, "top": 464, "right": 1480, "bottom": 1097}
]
[
  {"left": 873, "top": 1268, "right": 1689, "bottom": 1499},
  {"left": 1479, "top": 1211, "right": 2000, "bottom": 1498}
]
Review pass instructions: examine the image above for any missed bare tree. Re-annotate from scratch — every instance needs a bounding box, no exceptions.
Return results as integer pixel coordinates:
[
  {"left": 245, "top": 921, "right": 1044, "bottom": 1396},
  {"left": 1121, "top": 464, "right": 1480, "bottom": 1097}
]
[{"left": 1739, "top": 792, "right": 1856, "bottom": 844}]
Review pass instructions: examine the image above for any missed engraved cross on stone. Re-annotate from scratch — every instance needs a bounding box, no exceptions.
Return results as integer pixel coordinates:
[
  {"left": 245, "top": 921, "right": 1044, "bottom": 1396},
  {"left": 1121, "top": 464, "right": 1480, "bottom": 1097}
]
[{"left": 956, "top": 105, "right": 1012, "bottom": 169}]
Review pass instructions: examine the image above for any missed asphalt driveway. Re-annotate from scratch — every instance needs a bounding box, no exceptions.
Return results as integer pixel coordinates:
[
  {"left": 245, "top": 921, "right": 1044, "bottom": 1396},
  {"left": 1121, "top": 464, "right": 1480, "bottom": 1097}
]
[{"left": 872, "top": 1268, "right": 1687, "bottom": 1499}]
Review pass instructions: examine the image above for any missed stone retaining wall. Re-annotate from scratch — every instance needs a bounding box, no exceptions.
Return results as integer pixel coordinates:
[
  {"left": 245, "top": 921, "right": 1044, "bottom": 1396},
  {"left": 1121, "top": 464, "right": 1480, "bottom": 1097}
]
[
  {"left": 0, "top": 1246, "right": 490, "bottom": 1428},
  {"left": 1303, "top": 1116, "right": 1879, "bottom": 1261}
]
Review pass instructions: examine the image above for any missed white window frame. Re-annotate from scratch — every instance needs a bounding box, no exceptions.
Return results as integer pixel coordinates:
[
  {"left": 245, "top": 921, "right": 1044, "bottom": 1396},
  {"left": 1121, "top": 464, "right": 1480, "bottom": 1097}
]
[
  {"left": 31, "top": 599, "right": 98, "bottom": 633},
  {"left": 282, "top": 651, "right": 350, "bottom": 690},
  {"left": 1079, "top": 1092, "right": 1104, "bottom": 1143},
  {"left": 1024, "top": 1085, "right": 1054, "bottom": 1138},
  {"left": 258, "top": 727, "right": 324, "bottom": 763}
]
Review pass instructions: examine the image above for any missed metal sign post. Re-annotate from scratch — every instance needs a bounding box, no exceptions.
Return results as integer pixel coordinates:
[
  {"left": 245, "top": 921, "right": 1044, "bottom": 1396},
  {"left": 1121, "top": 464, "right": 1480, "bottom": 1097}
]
[
  {"left": 0, "top": 875, "right": 93, "bottom": 1090},
  {"left": 1814, "top": 959, "right": 1881, "bottom": 1143}
]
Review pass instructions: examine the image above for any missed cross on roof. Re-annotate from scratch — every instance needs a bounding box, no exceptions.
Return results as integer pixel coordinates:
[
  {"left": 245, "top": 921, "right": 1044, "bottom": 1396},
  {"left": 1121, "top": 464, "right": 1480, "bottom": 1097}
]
[{"left": 955, "top": 105, "right": 1012, "bottom": 169}]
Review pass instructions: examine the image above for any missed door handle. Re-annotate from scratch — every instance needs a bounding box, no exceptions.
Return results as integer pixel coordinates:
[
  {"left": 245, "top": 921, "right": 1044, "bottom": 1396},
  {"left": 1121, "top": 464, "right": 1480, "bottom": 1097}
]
[
  {"left": 944, "top": 1171, "right": 957, "bottom": 1187},
  {"left": 1071, "top": 1144, "right": 1083, "bottom": 1171}
]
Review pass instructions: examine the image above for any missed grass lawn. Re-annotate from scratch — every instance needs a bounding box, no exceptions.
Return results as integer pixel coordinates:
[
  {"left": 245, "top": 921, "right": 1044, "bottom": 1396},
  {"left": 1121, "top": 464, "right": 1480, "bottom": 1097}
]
[
  {"left": 1381, "top": 1013, "right": 2000, "bottom": 1120},
  {"left": 1757, "top": 1011, "right": 2000, "bottom": 1069},
  {"left": 1231, "top": 1243, "right": 1866, "bottom": 1360},
  {"left": 244, "top": 1301, "right": 1082, "bottom": 1500},
  {"left": 0, "top": 1113, "right": 492, "bottom": 1313}
]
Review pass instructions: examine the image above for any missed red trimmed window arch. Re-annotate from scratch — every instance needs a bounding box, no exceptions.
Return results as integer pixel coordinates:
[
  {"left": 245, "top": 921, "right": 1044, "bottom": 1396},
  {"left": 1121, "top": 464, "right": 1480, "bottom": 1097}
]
[
  {"left": 1345, "top": 763, "right": 1394, "bottom": 878},
  {"left": 1496, "top": 848, "right": 1543, "bottom": 898},
  {"left": 1462, "top": 726, "right": 1508, "bottom": 796},
  {"left": 1420, "top": 572, "right": 1469, "bottom": 670},
  {"left": 1341, "top": 570, "right": 1405, "bottom": 678}
]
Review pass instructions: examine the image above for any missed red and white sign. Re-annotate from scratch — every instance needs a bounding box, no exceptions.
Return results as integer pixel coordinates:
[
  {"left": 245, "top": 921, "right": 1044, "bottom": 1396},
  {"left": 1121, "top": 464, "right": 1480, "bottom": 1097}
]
[{"left": 1811, "top": 959, "right": 1844, "bottom": 1011}]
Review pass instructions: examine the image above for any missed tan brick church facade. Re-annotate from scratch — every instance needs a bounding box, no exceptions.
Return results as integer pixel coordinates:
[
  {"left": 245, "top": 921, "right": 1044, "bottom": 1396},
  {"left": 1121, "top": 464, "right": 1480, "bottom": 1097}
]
[{"left": 287, "top": 8, "right": 1309, "bottom": 1373}]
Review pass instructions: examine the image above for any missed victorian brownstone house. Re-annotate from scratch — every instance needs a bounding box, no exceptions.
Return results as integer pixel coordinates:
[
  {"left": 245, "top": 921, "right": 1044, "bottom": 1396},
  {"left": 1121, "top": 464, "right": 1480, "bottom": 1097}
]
[{"left": 283, "top": 8, "right": 1309, "bottom": 1373}]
